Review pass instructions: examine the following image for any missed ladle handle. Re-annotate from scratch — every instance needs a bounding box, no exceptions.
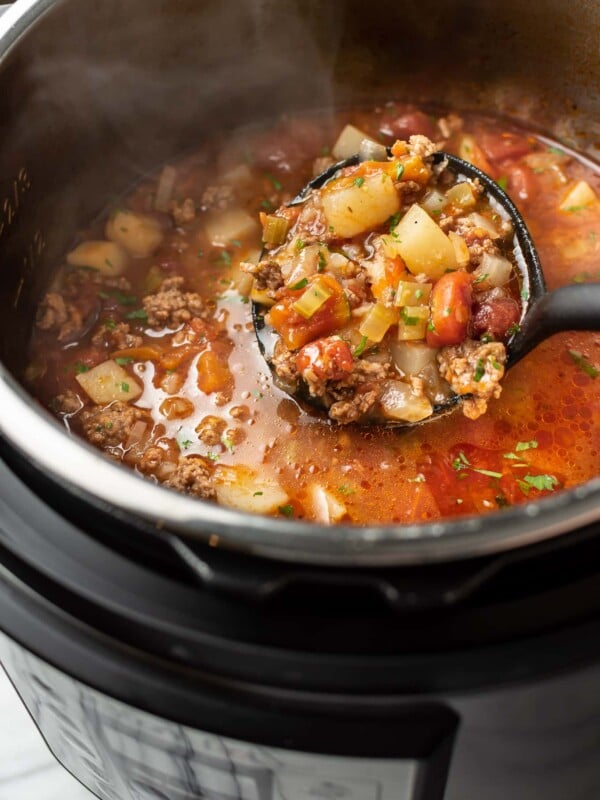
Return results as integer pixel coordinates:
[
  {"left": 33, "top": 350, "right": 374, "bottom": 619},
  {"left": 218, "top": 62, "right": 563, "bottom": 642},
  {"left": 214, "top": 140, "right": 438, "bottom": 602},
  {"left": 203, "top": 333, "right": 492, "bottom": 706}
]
[{"left": 508, "top": 283, "right": 600, "bottom": 367}]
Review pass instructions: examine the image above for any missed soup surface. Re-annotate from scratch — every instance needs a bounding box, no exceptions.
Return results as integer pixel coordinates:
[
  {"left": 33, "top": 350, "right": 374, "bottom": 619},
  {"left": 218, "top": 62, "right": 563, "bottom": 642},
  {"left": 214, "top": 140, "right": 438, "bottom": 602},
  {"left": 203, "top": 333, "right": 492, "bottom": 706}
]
[{"left": 28, "top": 104, "right": 600, "bottom": 525}]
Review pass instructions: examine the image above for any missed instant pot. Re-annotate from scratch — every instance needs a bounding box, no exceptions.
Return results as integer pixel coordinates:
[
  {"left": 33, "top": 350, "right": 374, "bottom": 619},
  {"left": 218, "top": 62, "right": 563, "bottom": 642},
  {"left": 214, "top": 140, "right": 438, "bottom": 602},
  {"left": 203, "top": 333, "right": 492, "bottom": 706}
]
[{"left": 0, "top": 1, "right": 599, "bottom": 798}]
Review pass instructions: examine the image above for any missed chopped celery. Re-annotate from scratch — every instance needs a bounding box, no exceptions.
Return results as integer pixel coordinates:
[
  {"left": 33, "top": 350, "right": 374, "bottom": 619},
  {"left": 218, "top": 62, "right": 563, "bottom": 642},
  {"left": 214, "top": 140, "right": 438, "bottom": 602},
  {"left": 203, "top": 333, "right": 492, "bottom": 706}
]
[
  {"left": 359, "top": 303, "right": 398, "bottom": 342},
  {"left": 293, "top": 277, "right": 333, "bottom": 319},
  {"left": 395, "top": 281, "right": 431, "bottom": 307},
  {"left": 262, "top": 214, "right": 290, "bottom": 245},
  {"left": 397, "top": 306, "right": 429, "bottom": 340}
]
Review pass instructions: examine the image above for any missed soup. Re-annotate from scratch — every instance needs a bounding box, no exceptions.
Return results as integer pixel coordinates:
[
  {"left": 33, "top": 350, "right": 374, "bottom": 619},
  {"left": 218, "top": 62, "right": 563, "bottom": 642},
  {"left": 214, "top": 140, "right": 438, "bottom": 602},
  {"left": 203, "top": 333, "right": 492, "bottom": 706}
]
[{"left": 27, "top": 104, "right": 600, "bottom": 525}]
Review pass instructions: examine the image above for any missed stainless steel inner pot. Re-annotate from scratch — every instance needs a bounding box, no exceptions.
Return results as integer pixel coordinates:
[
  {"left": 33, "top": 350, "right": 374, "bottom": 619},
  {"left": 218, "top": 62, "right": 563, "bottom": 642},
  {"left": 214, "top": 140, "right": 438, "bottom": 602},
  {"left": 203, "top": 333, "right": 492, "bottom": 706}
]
[{"left": 0, "top": 0, "right": 599, "bottom": 565}]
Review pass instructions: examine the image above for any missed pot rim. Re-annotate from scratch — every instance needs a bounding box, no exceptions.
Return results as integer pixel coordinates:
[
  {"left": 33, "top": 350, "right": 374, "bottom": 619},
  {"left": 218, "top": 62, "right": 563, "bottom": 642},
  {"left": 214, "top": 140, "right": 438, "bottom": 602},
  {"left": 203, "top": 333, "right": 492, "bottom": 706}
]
[
  {"left": 2, "top": 366, "right": 599, "bottom": 566},
  {"left": 1, "top": 0, "right": 599, "bottom": 567}
]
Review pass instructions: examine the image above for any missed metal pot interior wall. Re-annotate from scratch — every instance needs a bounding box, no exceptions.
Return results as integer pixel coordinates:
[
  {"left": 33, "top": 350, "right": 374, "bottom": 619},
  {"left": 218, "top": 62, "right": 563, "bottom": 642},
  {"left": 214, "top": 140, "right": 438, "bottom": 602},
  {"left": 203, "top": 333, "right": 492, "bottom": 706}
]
[{"left": 0, "top": 0, "right": 598, "bottom": 375}]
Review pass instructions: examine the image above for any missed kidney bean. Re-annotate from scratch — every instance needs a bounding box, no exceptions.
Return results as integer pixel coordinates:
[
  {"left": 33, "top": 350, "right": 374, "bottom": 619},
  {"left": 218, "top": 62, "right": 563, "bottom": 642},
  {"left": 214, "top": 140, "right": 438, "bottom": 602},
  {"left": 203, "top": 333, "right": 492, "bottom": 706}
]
[{"left": 471, "top": 296, "right": 521, "bottom": 340}]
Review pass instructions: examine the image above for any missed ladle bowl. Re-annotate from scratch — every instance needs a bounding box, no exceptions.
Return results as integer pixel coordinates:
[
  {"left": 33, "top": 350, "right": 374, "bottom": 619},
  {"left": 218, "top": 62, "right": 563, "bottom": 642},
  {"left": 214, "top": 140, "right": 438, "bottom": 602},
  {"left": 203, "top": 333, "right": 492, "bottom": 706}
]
[{"left": 253, "top": 150, "right": 600, "bottom": 426}]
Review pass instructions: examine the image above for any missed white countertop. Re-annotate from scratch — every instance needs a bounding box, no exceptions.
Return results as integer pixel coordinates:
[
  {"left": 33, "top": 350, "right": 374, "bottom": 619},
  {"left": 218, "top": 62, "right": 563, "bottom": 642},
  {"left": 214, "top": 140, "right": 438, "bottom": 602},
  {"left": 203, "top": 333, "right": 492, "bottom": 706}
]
[{"left": 0, "top": 666, "right": 94, "bottom": 800}]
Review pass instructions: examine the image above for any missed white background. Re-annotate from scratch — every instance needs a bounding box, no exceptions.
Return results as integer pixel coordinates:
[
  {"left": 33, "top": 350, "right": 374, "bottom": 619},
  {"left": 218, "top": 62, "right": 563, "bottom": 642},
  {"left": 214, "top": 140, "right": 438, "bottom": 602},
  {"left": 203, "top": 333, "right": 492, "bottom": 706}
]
[{"left": 0, "top": 667, "right": 93, "bottom": 800}]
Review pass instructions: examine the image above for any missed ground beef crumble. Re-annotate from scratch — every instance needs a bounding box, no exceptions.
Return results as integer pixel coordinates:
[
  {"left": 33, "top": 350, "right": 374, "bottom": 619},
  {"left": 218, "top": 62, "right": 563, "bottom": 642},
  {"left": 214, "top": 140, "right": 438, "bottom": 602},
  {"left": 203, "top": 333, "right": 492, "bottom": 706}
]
[
  {"left": 143, "top": 276, "right": 208, "bottom": 329},
  {"left": 80, "top": 402, "right": 150, "bottom": 448},
  {"left": 164, "top": 456, "right": 216, "bottom": 498},
  {"left": 36, "top": 292, "right": 84, "bottom": 342},
  {"left": 91, "top": 321, "right": 143, "bottom": 351},
  {"left": 438, "top": 339, "right": 506, "bottom": 419}
]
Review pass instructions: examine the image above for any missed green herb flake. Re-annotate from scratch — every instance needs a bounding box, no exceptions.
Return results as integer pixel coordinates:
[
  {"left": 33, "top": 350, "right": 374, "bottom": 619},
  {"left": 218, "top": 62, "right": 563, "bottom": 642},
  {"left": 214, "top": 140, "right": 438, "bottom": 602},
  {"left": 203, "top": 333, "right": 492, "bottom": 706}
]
[
  {"left": 278, "top": 504, "right": 294, "bottom": 517},
  {"left": 337, "top": 484, "right": 355, "bottom": 496},
  {"left": 114, "top": 291, "right": 137, "bottom": 306},
  {"left": 126, "top": 308, "right": 148, "bottom": 321},
  {"left": 472, "top": 467, "right": 503, "bottom": 479},
  {"left": 353, "top": 335, "right": 368, "bottom": 357},
  {"left": 260, "top": 199, "right": 274, "bottom": 212},
  {"left": 104, "top": 319, "right": 117, "bottom": 331},
  {"left": 99, "top": 291, "right": 110, "bottom": 299},
  {"left": 522, "top": 473, "right": 559, "bottom": 492},
  {"left": 507, "top": 322, "right": 521, "bottom": 336},
  {"left": 120, "top": 382, "right": 130, "bottom": 393},
  {"left": 496, "top": 176, "right": 508, "bottom": 191},
  {"left": 218, "top": 250, "right": 232, "bottom": 267},
  {"left": 415, "top": 289, "right": 424, "bottom": 301},
  {"left": 568, "top": 349, "right": 599, "bottom": 378},
  {"left": 179, "top": 439, "right": 192, "bottom": 450},
  {"left": 473, "top": 273, "right": 489, "bottom": 285},
  {"left": 480, "top": 333, "right": 494, "bottom": 343},
  {"left": 295, "top": 238, "right": 306, "bottom": 253},
  {"left": 115, "top": 357, "right": 134, "bottom": 366},
  {"left": 105, "top": 258, "right": 114, "bottom": 269},
  {"left": 206, "top": 452, "right": 220, "bottom": 461},
  {"left": 253, "top": 491, "right": 264, "bottom": 497},
  {"left": 317, "top": 250, "right": 327, "bottom": 272},
  {"left": 353, "top": 176, "right": 365, "bottom": 188},
  {"left": 490, "top": 357, "right": 503, "bottom": 370},
  {"left": 408, "top": 473, "right": 426, "bottom": 483},
  {"left": 395, "top": 163, "right": 405, "bottom": 181},
  {"left": 289, "top": 277, "right": 309, "bottom": 290},
  {"left": 473, "top": 359, "right": 485, "bottom": 382},
  {"left": 516, "top": 439, "right": 538, "bottom": 452},
  {"left": 401, "top": 308, "right": 420, "bottom": 326},
  {"left": 443, "top": 306, "right": 452, "bottom": 317},
  {"left": 547, "top": 146, "right": 565, "bottom": 156},
  {"left": 427, "top": 320, "right": 436, "bottom": 332},
  {"left": 74, "top": 362, "right": 90, "bottom": 375},
  {"left": 266, "top": 173, "right": 283, "bottom": 191},
  {"left": 387, "top": 211, "right": 402, "bottom": 232},
  {"left": 521, "top": 287, "right": 530, "bottom": 301},
  {"left": 565, "top": 205, "right": 588, "bottom": 213},
  {"left": 229, "top": 238, "right": 242, "bottom": 248},
  {"left": 452, "top": 451, "right": 471, "bottom": 471},
  {"left": 221, "top": 435, "right": 235, "bottom": 453},
  {"left": 197, "top": 248, "right": 204, "bottom": 258}
]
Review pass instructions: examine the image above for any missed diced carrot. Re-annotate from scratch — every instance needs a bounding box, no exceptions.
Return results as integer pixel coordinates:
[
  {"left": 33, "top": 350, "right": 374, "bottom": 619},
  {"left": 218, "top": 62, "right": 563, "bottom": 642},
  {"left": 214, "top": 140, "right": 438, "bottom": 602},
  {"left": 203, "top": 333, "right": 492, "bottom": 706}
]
[
  {"left": 111, "top": 346, "right": 161, "bottom": 362},
  {"left": 197, "top": 349, "right": 232, "bottom": 394},
  {"left": 159, "top": 345, "right": 201, "bottom": 371}
]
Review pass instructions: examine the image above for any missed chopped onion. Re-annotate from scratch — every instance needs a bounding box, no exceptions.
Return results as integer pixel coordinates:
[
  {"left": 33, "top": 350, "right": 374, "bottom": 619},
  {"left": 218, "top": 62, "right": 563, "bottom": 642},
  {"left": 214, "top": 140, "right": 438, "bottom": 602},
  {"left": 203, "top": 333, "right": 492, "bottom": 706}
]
[
  {"left": 391, "top": 341, "right": 438, "bottom": 376},
  {"left": 154, "top": 165, "right": 177, "bottom": 212},
  {"left": 467, "top": 212, "right": 500, "bottom": 238},
  {"left": 308, "top": 484, "right": 348, "bottom": 524},
  {"left": 421, "top": 189, "right": 446, "bottom": 215},
  {"left": 445, "top": 181, "right": 476, "bottom": 209},
  {"left": 359, "top": 139, "right": 388, "bottom": 162},
  {"left": 214, "top": 466, "right": 289, "bottom": 514},
  {"left": 559, "top": 180, "right": 597, "bottom": 211},
  {"left": 448, "top": 232, "right": 470, "bottom": 268},
  {"left": 379, "top": 380, "right": 433, "bottom": 422},
  {"left": 472, "top": 252, "right": 512, "bottom": 290},
  {"left": 332, "top": 124, "right": 376, "bottom": 160}
]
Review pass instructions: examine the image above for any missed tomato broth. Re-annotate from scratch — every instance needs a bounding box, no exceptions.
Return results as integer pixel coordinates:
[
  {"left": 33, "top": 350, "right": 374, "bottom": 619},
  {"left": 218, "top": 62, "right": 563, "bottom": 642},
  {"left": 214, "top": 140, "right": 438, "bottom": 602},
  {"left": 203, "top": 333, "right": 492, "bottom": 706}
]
[{"left": 27, "top": 104, "right": 600, "bottom": 525}]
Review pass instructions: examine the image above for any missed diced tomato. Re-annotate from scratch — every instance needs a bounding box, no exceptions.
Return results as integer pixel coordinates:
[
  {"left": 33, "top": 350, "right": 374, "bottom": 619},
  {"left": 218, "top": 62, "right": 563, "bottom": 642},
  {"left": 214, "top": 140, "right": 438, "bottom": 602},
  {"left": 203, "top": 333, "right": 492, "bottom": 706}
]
[
  {"left": 296, "top": 337, "right": 354, "bottom": 381},
  {"left": 478, "top": 132, "right": 532, "bottom": 163},
  {"left": 507, "top": 163, "right": 539, "bottom": 202},
  {"left": 197, "top": 349, "right": 232, "bottom": 394},
  {"left": 380, "top": 110, "right": 438, "bottom": 141},
  {"left": 426, "top": 271, "right": 473, "bottom": 347},
  {"left": 471, "top": 296, "right": 521, "bottom": 341},
  {"left": 266, "top": 275, "right": 350, "bottom": 350}
]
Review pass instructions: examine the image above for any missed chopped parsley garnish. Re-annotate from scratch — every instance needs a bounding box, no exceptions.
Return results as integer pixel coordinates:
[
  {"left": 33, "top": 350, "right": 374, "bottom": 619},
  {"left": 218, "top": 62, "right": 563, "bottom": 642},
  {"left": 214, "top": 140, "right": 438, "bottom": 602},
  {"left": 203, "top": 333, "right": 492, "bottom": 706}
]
[
  {"left": 105, "top": 258, "right": 114, "bottom": 269},
  {"left": 115, "top": 357, "right": 134, "bottom": 366},
  {"left": 266, "top": 173, "right": 283, "bottom": 191},
  {"left": 480, "top": 333, "right": 494, "bottom": 343},
  {"left": 278, "top": 504, "right": 294, "bottom": 517},
  {"left": 519, "top": 473, "right": 559, "bottom": 493},
  {"left": 473, "top": 358, "right": 485, "bottom": 382},
  {"left": 401, "top": 308, "right": 420, "bottom": 326},
  {"left": 120, "top": 382, "right": 130, "bottom": 393},
  {"left": 289, "top": 277, "right": 309, "bottom": 290},
  {"left": 353, "top": 176, "right": 365, "bottom": 188},
  {"left": 229, "top": 239, "right": 242, "bottom": 248},
  {"left": 507, "top": 322, "right": 521, "bottom": 336},
  {"left": 516, "top": 439, "right": 538, "bottom": 451},
  {"left": 337, "top": 484, "right": 355, "bottom": 495},
  {"left": 104, "top": 319, "right": 117, "bottom": 331},
  {"left": 472, "top": 467, "right": 503, "bottom": 479},
  {"left": 197, "top": 248, "right": 204, "bottom": 258},
  {"left": 253, "top": 491, "right": 264, "bottom": 496},
  {"left": 490, "top": 357, "right": 503, "bottom": 370},
  {"left": 74, "top": 362, "right": 90, "bottom": 374},
  {"left": 443, "top": 306, "right": 452, "bottom": 317},
  {"left": 547, "top": 146, "right": 565, "bottom": 156},
  {"left": 496, "top": 176, "right": 508, "bottom": 191},
  {"left": 126, "top": 308, "right": 148, "bottom": 321},
  {"left": 295, "top": 238, "right": 306, "bottom": 253},
  {"left": 452, "top": 451, "right": 471, "bottom": 471},
  {"left": 317, "top": 250, "right": 327, "bottom": 272},
  {"left": 260, "top": 199, "right": 274, "bottom": 211},
  {"left": 114, "top": 291, "right": 137, "bottom": 306},
  {"left": 353, "top": 335, "right": 368, "bottom": 357},
  {"left": 216, "top": 250, "right": 232, "bottom": 267},
  {"left": 206, "top": 452, "right": 220, "bottom": 461},
  {"left": 473, "top": 272, "right": 489, "bottom": 285},
  {"left": 221, "top": 435, "right": 235, "bottom": 453},
  {"left": 408, "top": 473, "right": 426, "bottom": 483},
  {"left": 415, "top": 289, "right": 424, "bottom": 300},
  {"left": 427, "top": 320, "right": 436, "bottom": 332},
  {"left": 564, "top": 205, "right": 588, "bottom": 213},
  {"left": 387, "top": 211, "right": 402, "bottom": 231},
  {"left": 521, "top": 287, "right": 529, "bottom": 301},
  {"left": 179, "top": 439, "right": 192, "bottom": 450},
  {"left": 395, "top": 163, "right": 405, "bottom": 181},
  {"left": 568, "top": 349, "right": 599, "bottom": 378}
]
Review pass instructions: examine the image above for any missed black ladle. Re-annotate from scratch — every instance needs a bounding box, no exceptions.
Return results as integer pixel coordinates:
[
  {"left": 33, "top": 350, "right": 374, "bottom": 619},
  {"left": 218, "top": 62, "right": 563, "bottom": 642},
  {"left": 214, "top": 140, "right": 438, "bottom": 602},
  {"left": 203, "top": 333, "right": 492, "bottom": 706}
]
[{"left": 253, "top": 151, "right": 600, "bottom": 424}]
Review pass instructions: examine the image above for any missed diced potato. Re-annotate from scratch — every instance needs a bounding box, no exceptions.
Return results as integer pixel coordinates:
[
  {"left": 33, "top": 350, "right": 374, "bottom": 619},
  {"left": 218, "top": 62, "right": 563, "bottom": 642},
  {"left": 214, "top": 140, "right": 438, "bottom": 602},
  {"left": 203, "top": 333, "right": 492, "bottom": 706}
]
[
  {"left": 391, "top": 342, "right": 438, "bottom": 376},
  {"left": 75, "top": 359, "right": 142, "bottom": 404},
  {"left": 397, "top": 306, "right": 429, "bottom": 340},
  {"left": 250, "top": 285, "right": 276, "bottom": 307},
  {"left": 445, "top": 182, "right": 476, "bottom": 209},
  {"left": 66, "top": 240, "right": 129, "bottom": 276},
  {"left": 322, "top": 173, "right": 400, "bottom": 238},
  {"left": 204, "top": 208, "right": 258, "bottom": 246},
  {"left": 332, "top": 124, "right": 377, "bottom": 160},
  {"left": 379, "top": 380, "right": 433, "bottom": 422},
  {"left": 214, "top": 466, "right": 289, "bottom": 514},
  {"left": 221, "top": 162, "right": 253, "bottom": 188},
  {"left": 308, "top": 484, "right": 347, "bottom": 524},
  {"left": 559, "top": 180, "right": 598, "bottom": 211},
  {"left": 105, "top": 210, "right": 164, "bottom": 258},
  {"left": 395, "top": 280, "right": 431, "bottom": 307},
  {"left": 448, "top": 232, "right": 470, "bottom": 268},
  {"left": 393, "top": 204, "right": 457, "bottom": 279}
]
